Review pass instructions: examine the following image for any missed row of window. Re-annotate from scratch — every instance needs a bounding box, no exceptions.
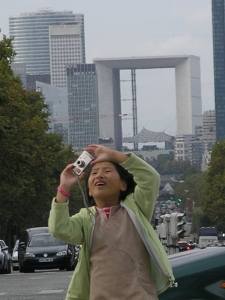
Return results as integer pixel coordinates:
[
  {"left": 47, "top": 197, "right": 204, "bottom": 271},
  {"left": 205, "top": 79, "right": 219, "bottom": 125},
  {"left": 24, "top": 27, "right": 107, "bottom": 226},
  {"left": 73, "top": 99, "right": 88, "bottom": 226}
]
[
  {"left": 51, "top": 38, "right": 81, "bottom": 44},
  {"left": 175, "top": 149, "right": 188, "bottom": 154}
]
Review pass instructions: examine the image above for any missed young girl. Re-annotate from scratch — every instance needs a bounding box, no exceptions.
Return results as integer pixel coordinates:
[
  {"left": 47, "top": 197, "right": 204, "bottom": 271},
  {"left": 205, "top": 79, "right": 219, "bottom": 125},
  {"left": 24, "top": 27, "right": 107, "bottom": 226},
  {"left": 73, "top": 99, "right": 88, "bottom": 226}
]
[{"left": 48, "top": 144, "right": 175, "bottom": 300}]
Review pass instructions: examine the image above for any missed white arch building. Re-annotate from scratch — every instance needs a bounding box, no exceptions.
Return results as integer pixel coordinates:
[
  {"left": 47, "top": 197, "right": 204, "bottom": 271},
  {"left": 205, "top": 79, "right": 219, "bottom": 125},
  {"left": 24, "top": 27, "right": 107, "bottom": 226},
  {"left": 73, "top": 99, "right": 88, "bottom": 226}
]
[{"left": 94, "top": 55, "right": 202, "bottom": 150}]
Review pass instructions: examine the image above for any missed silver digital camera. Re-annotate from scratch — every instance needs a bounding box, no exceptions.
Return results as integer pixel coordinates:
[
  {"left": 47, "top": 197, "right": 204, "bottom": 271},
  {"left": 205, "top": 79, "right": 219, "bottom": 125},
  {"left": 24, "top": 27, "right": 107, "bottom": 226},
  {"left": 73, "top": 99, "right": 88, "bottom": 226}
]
[{"left": 73, "top": 151, "right": 94, "bottom": 176}]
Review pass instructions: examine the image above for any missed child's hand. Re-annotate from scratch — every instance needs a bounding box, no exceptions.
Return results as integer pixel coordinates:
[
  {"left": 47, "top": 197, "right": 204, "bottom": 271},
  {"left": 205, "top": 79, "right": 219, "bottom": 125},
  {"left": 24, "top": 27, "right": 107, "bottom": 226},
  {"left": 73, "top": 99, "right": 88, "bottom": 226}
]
[
  {"left": 85, "top": 144, "right": 128, "bottom": 164},
  {"left": 84, "top": 144, "right": 115, "bottom": 163},
  {"left": 60, "top": 164, "right": 85, "bottom": 192}
]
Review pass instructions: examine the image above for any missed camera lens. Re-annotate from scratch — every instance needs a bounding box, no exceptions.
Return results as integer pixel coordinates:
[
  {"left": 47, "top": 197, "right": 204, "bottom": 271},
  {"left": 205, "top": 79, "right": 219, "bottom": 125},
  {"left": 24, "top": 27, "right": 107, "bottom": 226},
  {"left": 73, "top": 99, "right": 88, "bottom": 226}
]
[{"left": 77, "top": 160, "right": 85, "bottom": 167}]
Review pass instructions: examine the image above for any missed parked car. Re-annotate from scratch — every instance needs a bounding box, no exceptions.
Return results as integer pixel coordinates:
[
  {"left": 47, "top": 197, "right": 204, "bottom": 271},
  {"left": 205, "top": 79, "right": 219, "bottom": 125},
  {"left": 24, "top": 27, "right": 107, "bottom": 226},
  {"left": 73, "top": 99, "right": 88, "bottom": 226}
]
[
  {"left": 74, "top": 244, "right": 80, "bottom": 265},
  {"left": 19, "top": 232, "right": 78, "bottom": 272},
  {"left": 12, "top": 239, "right": 19, "bottom": 271},
  {"left": 18, "top": 227, "right": 50, "bottom": 272},
  {"left": 0, "top": 240, "right": 12, "bottom": 274},
  {"left": 159, "top": 247, "right": 225, "bottom": 300}
]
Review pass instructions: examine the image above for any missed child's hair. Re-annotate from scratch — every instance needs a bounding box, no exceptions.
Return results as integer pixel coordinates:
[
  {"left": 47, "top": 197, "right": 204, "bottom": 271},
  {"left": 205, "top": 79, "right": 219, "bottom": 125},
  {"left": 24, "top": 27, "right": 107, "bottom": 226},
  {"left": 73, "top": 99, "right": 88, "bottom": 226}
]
[{"left": 84, "top": 161, "right": 136, "bottom": 206}]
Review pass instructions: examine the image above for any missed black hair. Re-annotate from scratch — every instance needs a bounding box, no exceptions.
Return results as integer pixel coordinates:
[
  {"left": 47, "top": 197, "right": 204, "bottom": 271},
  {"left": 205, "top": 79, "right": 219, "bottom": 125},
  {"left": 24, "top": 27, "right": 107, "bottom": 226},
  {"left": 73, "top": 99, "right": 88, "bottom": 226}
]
[{"left": 84, "top": 161, "right": 136, "bottom": 206}]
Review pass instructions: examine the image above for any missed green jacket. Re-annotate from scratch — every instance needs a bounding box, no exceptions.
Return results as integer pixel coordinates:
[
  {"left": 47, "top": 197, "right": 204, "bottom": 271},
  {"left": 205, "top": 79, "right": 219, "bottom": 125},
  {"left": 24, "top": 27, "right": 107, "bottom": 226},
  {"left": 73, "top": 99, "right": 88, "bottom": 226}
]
[{"left": 48, "top": 153, "right": 175, "bottom": 300}]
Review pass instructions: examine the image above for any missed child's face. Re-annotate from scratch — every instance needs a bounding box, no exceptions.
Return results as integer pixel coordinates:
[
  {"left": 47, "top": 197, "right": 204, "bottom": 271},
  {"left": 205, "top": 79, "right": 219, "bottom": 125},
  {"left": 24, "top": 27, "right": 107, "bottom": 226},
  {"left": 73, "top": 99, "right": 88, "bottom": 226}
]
[{"left": 88, "top": 161, "right": 127, "bottom": 206}]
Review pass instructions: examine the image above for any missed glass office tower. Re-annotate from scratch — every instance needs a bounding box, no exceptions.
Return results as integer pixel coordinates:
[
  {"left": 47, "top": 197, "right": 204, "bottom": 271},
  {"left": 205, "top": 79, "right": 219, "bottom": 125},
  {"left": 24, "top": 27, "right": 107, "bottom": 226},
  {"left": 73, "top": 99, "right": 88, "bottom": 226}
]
[
  {"left": 9, "top": 10, "right": 85, "bottom": 76},
  {"left": 212, "top": 0, "right": 225, "bottom": 140},
  {"left": 49, "top": 23, "right": 83, "bottom": 88},
  {"left": 67, "top": 64, "right": 99, "bottom": 149}
]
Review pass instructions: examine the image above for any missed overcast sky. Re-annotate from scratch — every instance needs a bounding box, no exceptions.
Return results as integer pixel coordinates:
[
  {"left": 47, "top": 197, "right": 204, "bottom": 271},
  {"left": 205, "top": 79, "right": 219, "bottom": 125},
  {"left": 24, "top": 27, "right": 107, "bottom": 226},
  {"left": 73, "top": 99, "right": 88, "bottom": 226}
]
[{"left": 0, "top": 0, "right": 214, "bottom": 137}]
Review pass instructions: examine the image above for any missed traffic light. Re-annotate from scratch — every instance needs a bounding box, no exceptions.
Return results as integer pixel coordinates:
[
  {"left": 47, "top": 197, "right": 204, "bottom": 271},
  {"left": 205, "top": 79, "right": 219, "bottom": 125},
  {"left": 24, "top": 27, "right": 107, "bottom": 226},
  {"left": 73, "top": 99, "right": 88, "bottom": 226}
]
[
  {"left": 170, "top": 212, "right": 186, "bottom": 240},
  {"left": 158, "top": 214, "right": 170, "bottom": 241},
  {"left": 177, "top": 198, "right": 182, "bottom": 206},
  {"left": 156, "top": 223, "right": 167, "bottom": 239}
]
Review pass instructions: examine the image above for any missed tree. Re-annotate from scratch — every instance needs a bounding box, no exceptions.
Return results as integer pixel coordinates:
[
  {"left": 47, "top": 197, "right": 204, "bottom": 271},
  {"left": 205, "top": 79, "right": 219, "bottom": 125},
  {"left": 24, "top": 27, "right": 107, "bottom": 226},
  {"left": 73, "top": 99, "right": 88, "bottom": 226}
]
[
  {"left": 156, "top": 153, "right": 192, "bottom": 175},
  {"left": 156, "top": 153, "right": 174, "bottom": 173},
  {"left": 201, "top": 140, "right": 225, "bottom": 231},
  {"left": 173, "top": 172, "right": 206, "bottom": 215},
  {"left": 0, "top": 35, "right": 85, "bottom": 245}
]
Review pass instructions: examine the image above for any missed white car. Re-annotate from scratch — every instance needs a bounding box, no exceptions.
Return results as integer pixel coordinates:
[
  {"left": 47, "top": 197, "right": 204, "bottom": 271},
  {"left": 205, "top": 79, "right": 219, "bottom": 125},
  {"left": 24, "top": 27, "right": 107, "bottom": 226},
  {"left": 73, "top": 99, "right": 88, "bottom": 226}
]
[{"left": 12, "top": 240, "right": 19, "bottom": 271}]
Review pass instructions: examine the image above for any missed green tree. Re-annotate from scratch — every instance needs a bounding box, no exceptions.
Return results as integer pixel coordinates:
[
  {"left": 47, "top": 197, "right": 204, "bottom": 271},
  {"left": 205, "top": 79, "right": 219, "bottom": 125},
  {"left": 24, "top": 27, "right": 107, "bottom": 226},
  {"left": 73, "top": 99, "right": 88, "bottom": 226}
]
[
  {"left": 202, "top": 140, "right": 225, "bottom": 231},
  {"left": 191, "top": 207, "right": 213, "bottom": 235},
  {"left": 173, "top": 172, "right": 206, "bottom": 213},
  {"left": 0, "top": 35, "right": 85, "bottom": 245},
  {"left": 156, "top": 153, "right": 192, "bottom": 175},
  {"left": 156, "top": 153, "right": 174, "bottom": 173}
]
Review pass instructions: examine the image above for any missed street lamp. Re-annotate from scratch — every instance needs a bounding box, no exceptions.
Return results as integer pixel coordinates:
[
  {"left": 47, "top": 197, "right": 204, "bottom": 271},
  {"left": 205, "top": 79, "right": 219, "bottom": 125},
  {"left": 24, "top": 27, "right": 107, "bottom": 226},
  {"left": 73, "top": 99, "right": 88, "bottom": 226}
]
[{"left": 171, "top": 177, "right": 185, "bottom": 183}]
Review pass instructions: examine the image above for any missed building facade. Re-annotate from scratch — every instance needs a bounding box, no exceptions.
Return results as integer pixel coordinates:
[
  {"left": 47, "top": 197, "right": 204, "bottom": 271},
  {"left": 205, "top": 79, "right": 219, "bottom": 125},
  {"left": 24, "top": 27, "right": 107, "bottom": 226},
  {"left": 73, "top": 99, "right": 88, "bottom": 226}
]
[
  {"left": 212, "top": 0, "right": 225, "bottom": 140},
  {"left": 49, "top": 23, "right": 84, "bottom": 88},
  {"left": 201, "top": 110, "right": 216, "bottom": 171},
  {"left": 174, "top": 135, "right": 203, "bottom": 169},
  {"left": 35, "top": 81, "right": 69, "bottom": 146},
  {"left": 67, "top": 64, "right": 99, "bottom": 149},
  {"left": 202, "top": 110, "right": 216, "bottom": 142},
  {"left": 9, "top": 10, "right": 85, "bottom": 89},
  {"left": 174, "top": 110, "right": 216, "bottom": 170},
  {"left": 11, "top": 62, "right": 27, "bottom": 88},
  {"left": 94, "top": 55, "right": 202, "bottom": 150}
]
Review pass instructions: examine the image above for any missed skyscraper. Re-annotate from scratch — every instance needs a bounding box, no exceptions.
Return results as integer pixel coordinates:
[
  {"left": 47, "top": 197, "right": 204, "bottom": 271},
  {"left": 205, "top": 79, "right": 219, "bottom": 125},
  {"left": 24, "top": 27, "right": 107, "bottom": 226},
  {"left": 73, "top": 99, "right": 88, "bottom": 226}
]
[
  {"left": 36, "top": 81, "right": 69, "bottom": 145},
  {"left": 67, "top": 64, "right": 99, "bottom": 149},
  {"left": 49, "top": 23, "right": 84, "bottom": 88},
  {"left": 9, "top": 9, "right": 85, "bottom": 89},
  {"left": 212, "top": 0, "right": 225, "bottom": 140}
]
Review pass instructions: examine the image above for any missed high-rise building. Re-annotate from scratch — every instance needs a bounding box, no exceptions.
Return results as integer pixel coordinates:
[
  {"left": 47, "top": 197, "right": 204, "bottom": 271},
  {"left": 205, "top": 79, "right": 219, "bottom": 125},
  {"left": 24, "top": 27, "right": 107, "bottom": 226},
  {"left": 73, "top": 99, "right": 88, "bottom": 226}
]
[
  {"left": 67, "top": 64, "right": 99, "bottom": 149},
  {"left": 174, "top": 135, "right": 203, "bottom": 169},
  {"left": 9, "top": 10, "right": 85, "bottom": 89},
  {"left": 212, "top": 0, "right": 225, "bottom": 140},
  {"left": 174, "top": 110, "right": 216, "bottom": 170},
  {"left": 201, "top": 110, "right": 216, "bottom": 171},
  {"left": 202, "top": 110, "right": 216, "bottom": 142},
  {"left": 35, "top": 81, "right": 69, "bottom": 146},
  {"left": 11, "top": 62, "right": 27, "bottom": 88},
  {"left": 49, "top": 23, "right": 84, "bottom": 88}
]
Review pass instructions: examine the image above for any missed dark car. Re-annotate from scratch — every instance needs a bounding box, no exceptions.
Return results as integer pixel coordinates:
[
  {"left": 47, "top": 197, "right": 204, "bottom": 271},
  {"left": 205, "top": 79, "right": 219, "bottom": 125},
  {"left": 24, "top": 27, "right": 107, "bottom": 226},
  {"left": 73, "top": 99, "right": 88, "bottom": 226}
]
[
  {"left": 19, "top": 232, "right": 78, "bottom": 272},
  {"left": 18, "top": 227, "right": 51, "bottom": 272},
  {"left": 178, "top": 241, "right": 192, "bottom": 252},
  {"left": 159, "top": 247, "right": 225, "bottom": 300},
  {"left": 0, "top": 240, "right": 12, "bottom": 274}
]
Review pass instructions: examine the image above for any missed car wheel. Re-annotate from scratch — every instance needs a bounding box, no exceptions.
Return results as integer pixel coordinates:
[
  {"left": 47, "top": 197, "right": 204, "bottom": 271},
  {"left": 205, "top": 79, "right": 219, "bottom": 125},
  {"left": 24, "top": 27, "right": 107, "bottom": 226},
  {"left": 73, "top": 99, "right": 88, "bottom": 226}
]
[
  {"left": 66, "top": 264, "right": 72, "bottom": 271},
  {"left": 24, "top": 266, "right": 35, "bottom": 273},
  {"left": 4, "top": 260, "right": 8, "bottom": 274},
  {"left": 19, "top": 262, "right": 24, "bottom": 273},
  {"left": 59, "top": 266, "right": 65, "bottom": 271}
]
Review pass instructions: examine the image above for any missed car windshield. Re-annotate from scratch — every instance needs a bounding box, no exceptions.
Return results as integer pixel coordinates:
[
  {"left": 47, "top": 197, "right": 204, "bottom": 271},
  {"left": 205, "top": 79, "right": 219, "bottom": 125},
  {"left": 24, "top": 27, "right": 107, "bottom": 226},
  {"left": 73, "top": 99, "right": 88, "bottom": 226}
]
[{"left": 28, "top": 235, "right": 66, "bottom": 247}]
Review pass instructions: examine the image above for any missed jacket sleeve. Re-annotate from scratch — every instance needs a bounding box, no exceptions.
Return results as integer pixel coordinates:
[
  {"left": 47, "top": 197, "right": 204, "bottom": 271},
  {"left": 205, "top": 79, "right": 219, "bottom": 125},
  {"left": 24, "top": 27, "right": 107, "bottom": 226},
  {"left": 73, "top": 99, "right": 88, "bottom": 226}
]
[
  {"left": 48, "top": 199, "right": 86, "bottom": 245},
  {"left": 120, "top": 153, "right": 160, "bottom": 220}
]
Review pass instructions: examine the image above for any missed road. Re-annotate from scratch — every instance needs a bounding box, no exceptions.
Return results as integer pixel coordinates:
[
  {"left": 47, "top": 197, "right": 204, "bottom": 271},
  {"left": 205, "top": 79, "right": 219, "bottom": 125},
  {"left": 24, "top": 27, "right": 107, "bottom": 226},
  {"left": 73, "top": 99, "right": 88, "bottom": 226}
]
[{"left": 0, "top": 269, "right": 73, "bottom": 300}]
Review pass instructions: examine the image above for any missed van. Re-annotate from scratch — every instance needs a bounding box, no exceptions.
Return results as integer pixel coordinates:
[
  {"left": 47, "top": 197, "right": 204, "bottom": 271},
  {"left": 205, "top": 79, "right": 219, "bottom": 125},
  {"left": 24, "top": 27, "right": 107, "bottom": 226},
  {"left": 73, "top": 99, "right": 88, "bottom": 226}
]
[{"left": 198, "top": 227, "right": 218, "bottom": 248}]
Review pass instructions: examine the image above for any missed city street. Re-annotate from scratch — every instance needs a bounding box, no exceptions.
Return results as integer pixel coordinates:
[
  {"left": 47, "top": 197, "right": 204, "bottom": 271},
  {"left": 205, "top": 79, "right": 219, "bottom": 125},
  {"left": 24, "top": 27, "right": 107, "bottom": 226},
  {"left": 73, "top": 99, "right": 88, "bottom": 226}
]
[{"left": 0, "top": 269, "right": 73, "bottom": 300}]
